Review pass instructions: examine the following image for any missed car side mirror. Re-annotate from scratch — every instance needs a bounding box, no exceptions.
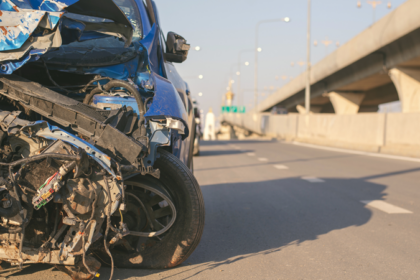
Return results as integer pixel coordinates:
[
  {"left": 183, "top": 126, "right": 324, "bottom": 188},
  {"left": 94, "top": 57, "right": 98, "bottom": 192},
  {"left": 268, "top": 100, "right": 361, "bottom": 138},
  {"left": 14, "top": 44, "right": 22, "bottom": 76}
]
[{"left": 164, "top": 32, "right": 190, "bottom": 63}]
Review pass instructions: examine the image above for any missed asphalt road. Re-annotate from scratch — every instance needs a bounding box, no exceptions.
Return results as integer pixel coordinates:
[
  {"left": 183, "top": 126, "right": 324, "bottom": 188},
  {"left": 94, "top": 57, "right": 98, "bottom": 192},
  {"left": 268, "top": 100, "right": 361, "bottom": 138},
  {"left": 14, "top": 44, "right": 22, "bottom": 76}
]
[{"left": 11, "top": 140, "right": 420, "bottom": 280}]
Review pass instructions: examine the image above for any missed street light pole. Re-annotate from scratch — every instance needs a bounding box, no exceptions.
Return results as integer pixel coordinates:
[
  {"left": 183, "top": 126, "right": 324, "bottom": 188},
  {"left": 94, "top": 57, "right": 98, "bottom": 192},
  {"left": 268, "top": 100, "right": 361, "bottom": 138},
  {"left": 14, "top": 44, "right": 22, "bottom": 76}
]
[
  {"left": 238, "top": 49, "right": 253, "bottom": 108},
  {"left": 358, "top": 1, "right": 392, "bottom": 24},
  {"left": 254, "top": 17, "right": 290, "bottom": 110},
  {"left": 367, "top": 1, "right": 381, "bottom": 23},
  {"left": 305, "top": 0, "right": 311, "bottom": 114}
]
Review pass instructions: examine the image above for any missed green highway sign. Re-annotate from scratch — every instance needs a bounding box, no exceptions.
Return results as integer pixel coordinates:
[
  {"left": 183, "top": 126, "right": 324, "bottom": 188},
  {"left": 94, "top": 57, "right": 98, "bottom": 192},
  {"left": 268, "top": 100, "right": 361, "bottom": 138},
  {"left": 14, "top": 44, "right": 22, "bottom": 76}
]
[{"left": 222, "top": 106, "right": 246, "bottom": 113}]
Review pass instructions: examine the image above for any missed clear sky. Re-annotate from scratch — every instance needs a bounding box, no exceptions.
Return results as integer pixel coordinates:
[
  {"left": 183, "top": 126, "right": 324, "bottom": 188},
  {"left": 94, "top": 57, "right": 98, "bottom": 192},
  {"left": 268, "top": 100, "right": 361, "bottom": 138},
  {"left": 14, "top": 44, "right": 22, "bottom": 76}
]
[{"left": 156, "top": 0, "right": 407, "bottom": 117}]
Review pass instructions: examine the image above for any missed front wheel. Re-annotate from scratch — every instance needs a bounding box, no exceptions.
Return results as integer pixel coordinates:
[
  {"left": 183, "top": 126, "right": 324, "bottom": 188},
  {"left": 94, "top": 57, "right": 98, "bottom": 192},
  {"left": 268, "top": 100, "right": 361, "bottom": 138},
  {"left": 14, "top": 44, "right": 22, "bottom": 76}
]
[{"left": 107, "top": 149, "right": 205, "bottom": 269}]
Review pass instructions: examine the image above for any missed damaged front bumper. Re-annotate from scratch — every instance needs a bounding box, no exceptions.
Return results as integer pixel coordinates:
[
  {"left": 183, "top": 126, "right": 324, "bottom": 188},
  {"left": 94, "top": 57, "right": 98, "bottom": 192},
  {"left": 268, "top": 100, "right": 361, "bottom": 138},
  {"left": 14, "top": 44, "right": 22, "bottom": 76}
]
[{"left": 0, "top": 1, "right": 192, "bottom": 278}]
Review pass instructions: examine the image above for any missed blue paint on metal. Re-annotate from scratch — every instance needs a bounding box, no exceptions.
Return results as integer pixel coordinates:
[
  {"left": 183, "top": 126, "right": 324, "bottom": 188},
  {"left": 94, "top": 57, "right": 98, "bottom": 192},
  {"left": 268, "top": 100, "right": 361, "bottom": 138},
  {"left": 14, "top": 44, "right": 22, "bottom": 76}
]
[
  {"left": 0, "top": 0, "right": 78, "bottom": 55},
  {"left": 140, "top": 24, "right": 157, "bottom": 57},
  {"left": 9, "top": 0, "right": 80, "bottom": 11},
  {"left": 145, "top": 73, "right": 189, "bottom": 138},
  {"left": 0, "top": 54, "right": 31, "bottom": 75},
  {"left": 48, "top": 14, "right": 61, "bottom": 26},
  {"left": 93, "top": 95, "right": 141, "bottom": 116},
  {"left": 0, "top": 1, "right": 16, "bottom": 12},
  {"left": 0, "top": 48, "right": 45, "bottom": 74},
  {"left": 0, "top": 31, "right": 30, "bottom": 51},
  {"left": 139, "top": 24, "right": 161, "bottom": 75},
  {"left": 0, "top": 10, "right": 63, "bottom": 51},
  {"left": 60, "top": 17, "right": 86, "bottom": 44},
  {"left": 39, "top": 0, "right": 79, "bottom": 11},
  {"left": 135, "top": 0, "right": 151, "bottom": 36},
  {"left": 8, "top": 0, "right": 32, "bottom": 9},
  {"left": 79, "top": 62, "right": 134, "bottom": 80}
]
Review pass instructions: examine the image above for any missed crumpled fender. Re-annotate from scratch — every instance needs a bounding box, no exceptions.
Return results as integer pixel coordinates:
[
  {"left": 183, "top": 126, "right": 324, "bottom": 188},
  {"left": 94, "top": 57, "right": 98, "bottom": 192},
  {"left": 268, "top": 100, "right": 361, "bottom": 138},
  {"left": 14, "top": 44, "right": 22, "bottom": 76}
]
[
  {"left": 144, "top": 72, "right": 190, "bottom": 139},
  {"left": 139, "top": 25, "right": 189, "bottom": 138}
]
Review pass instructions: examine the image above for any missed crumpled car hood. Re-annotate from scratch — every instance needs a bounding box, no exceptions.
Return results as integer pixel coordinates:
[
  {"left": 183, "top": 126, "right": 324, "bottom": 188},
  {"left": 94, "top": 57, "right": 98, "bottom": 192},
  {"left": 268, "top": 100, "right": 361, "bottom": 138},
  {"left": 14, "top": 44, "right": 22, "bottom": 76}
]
[{"left": 0, "top": 0, "right": 133, "bottom": 74}]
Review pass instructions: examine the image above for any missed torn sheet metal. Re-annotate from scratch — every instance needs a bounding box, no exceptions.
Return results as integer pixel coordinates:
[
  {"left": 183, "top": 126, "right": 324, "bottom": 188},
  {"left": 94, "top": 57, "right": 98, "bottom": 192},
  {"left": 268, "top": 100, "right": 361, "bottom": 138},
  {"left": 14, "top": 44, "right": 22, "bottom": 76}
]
[
  {"left": 0, "top": 8, "right": 65, "bottom": 74},
  {"left": 0, "top": 0, "right": 77, "bottom": 51},
  {"left": 0, "top": 10, "right": 61, "bottom": 51},
  {"left": 0, "top": 0, "right": 133, "bottom": 73},
  {"left": 3, "top": 0, "right": 80, "bottom": 12}
]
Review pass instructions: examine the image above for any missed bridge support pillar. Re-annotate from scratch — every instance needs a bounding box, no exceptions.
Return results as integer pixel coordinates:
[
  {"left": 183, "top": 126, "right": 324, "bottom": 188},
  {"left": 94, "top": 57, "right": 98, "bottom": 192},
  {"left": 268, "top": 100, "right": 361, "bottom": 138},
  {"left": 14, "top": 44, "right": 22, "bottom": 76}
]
[
  {"left": 328, "top": 92, "right": 365, "bottom": 114},
  {"left": 389, "top": 67, "right": 420, "bottom": 112}
]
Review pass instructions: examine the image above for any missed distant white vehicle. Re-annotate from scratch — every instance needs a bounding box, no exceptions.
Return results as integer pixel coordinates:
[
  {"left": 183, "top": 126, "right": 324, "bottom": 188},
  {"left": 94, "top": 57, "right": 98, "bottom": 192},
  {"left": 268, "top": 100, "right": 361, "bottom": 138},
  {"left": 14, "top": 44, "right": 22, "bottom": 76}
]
[{"left": 204, "top": 108, "right": 216, "bottom": 140}]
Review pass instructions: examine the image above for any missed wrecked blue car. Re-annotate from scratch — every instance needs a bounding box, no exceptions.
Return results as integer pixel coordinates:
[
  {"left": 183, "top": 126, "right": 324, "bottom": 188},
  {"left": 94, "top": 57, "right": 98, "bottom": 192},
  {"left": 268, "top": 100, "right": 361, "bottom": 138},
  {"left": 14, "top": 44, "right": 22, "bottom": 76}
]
[{"left": 0, "top": 0, "right": 204, "bottom": 279}]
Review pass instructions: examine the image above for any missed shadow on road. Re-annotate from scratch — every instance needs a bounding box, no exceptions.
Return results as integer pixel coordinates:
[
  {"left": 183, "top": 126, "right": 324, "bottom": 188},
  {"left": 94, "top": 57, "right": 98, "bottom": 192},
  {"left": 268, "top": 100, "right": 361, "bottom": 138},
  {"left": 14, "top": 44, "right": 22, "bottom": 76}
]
[
  {"left": 108, "top": 175, "right": 386, "bottom": 279},
  {"left": 193, "top": 177, "right": 384, "bottom": 260},
  {"left": 10, "top": 141, "right": 395, "bottom": 280}
]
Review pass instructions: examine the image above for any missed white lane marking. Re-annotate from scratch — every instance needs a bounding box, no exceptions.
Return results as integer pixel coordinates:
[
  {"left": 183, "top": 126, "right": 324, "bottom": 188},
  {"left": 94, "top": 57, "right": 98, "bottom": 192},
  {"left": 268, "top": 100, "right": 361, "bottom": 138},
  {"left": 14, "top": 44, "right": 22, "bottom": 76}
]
[
  {"left": 291, "top": 142, "right": 420, "bottom": 163},
  {"left": 301, "top": 176, "right": 325, "bottom": 183},
  {"left": 274, "top": 165, "right": 289, "bottom": 170},
  {"left": 247, "top": 153, "right": 256, "bottom": 156},
  {"left": 258, "top": 158, "right": 268, "bottom": 162},
  {"left": 361, "top": 200, "right": 413, "bottom": 214}
]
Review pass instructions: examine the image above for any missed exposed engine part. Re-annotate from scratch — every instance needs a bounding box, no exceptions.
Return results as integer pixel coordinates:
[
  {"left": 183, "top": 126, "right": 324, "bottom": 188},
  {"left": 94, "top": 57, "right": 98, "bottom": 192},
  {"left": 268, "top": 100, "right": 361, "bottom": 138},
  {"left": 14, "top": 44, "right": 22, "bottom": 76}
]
[
  {"left": 0, "top": 75, "right": 146, "bottom": 165},
  {"left": 0, "top": 109, "right": 177, "bottom": 280}
]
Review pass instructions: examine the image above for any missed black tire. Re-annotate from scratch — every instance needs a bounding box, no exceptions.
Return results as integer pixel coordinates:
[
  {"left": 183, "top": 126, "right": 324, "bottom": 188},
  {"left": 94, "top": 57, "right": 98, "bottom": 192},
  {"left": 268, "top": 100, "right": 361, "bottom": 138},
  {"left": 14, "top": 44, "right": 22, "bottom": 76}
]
[{"left": 108, "top": 149, "right": 205, "bottom": 269}]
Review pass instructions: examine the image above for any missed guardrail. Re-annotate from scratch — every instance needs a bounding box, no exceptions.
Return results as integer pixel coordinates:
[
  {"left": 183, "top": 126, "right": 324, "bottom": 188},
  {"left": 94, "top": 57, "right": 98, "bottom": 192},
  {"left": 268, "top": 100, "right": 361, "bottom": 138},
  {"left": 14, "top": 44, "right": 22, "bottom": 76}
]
[{"left": 221, "top": 112, "right": 420, "bottom": 158}]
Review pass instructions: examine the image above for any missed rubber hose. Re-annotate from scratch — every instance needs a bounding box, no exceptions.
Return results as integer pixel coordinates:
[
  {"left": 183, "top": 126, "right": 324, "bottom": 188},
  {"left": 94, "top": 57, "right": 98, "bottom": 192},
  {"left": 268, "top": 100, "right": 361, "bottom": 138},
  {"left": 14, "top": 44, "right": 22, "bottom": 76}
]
[
  {"left": 102, "top": 80, "right": 146, "bottom": 137},
  {"left": 80, "top": 77, "right": 112, "bottom": 94},
  {"left": 83, "top": 88, "right": 103, "bottom": 105}
]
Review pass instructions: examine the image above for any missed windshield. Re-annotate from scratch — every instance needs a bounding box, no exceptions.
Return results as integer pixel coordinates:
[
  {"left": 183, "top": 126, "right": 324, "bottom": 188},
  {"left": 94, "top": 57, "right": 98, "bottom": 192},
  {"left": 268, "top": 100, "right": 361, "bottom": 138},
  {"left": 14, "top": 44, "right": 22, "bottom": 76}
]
[
  {"left": 43, "top": 0, "right": 143, "bottom": 65},
  {"left": 114, "top": 0, "right": 143, "bottom": 41},
  {"left": 64, "top": 0, "right": 142, "bottom": 48}
]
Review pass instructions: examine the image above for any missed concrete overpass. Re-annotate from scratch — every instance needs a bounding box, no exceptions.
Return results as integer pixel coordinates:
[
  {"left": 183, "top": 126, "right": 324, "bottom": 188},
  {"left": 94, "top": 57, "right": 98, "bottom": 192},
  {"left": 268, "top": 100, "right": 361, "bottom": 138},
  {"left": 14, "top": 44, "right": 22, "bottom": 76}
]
[{"left": 257, "top": 0, "right": 420, "bottom": 114}]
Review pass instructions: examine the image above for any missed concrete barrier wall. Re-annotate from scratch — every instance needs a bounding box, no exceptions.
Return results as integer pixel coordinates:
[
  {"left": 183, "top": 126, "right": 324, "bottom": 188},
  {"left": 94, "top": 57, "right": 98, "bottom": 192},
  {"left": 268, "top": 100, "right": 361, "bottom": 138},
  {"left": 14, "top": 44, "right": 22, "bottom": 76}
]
[
  {"left": 221, "top": 112, "right": 420, "bottom": 158},
  {"left": 381, "top": 113, "right": 420, "bottom": 157},
  {"left": 296, "top": 114, "right": 386, "bottom": 152}
]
